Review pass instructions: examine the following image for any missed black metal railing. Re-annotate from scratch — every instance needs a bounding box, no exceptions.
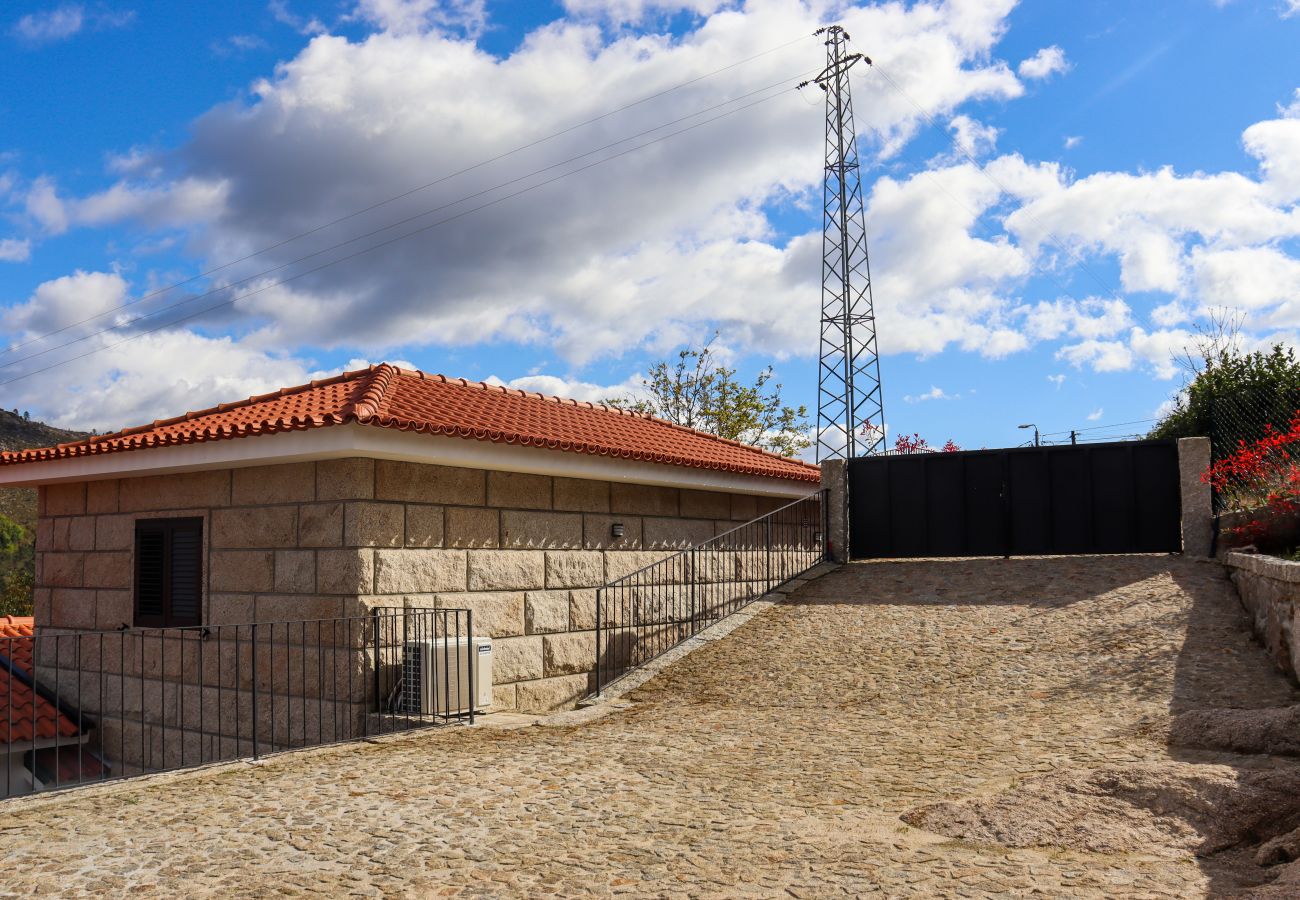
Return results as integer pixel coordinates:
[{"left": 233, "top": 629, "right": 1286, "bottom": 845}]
[
  {"left": 0, "top": 606, "right": 474, "bottom": 799},
  {"left": 594, "top": 491, "right": 826, "bottom": 695}
]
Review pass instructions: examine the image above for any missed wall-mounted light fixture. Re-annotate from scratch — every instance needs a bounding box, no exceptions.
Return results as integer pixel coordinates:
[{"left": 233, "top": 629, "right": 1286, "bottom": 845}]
[{"left": 611, "top": 522, "right": 625, "bottom": 539}]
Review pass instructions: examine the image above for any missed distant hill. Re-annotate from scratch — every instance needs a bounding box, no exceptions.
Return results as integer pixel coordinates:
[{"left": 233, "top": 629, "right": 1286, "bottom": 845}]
[
  {"left": 0, "top": 410, "right": 88, "bottom": 615},
  {"left": 0, "top": 409, "right": 89, "bottom": 529},
  {"left": 0, "top": 407, "right": 87, "bottom": 454}
]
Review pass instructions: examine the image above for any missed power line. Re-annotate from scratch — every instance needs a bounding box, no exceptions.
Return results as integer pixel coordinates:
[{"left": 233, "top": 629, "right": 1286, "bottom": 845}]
[
  {"left": 1041, "top": 417, "right": 1158, "bottom": 438},
  {"left": 857, "top": 45, "right": 1128, "bottom": 309},
  {"left": 0, "top": 71, "right": 811, "bottom": 374},
  {"left": 843, "top": 66, "right": 1124, "bottom": 340},
  {"left": 1, "top": 33, "right": 818, "bottom": 360},
  {"left": 0, "top": 84, "right": 802, "bottom": 390}
]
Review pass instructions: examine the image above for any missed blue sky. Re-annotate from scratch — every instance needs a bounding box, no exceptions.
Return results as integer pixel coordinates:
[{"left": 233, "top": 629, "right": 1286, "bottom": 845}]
[{"left": 1, "top": 0, "right": 1299, "bottom": 453}]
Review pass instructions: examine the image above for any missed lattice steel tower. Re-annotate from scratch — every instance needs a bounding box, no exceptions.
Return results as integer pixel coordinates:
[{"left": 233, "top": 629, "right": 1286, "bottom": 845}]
[{"left": 809, "top": 25, "right": 884, "bottom": 461}]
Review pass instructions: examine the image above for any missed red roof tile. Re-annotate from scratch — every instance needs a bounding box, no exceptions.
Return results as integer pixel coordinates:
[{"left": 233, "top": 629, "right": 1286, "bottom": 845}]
[
  {"left": 0, "top": 364, "right": 821, "bottom": 484},
  {"left": 1, "top": 617, "right": 81, "bottom": 745}
]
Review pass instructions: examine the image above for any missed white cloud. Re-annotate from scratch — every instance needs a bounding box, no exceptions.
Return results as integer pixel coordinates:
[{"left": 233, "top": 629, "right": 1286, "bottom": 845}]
[
  {"left": 561, "top": 0, "right": 729, "bottom": 25},
  {"left": 72, "top": 178, "right": 229, "bottom": 229},
  {"left": 9, "top": 4, "right": 133, "bottom": 45},
  {"left": 1022, "top": 297, "right": 1131, "bottom": 341},
  {"left": 212, "top": 34, "right": 269, "bottom": 56},
  {"left": 1047, "top": 373, "right": 1065, "bottom": 388},
  {"left": 1242, "top": 89, "right": 1300, "bottom": 202},
  {"left": 1283, "top": 0, "right": 1299, "bottom": 18},
  {"left": 6, "top": 2, "right": 1300, "bottom": 426},
  {"left": 1057, "top": 338, "right": 1133, "bottom": 372},
  {"left": 1064, "top": 135, "right": 1082, "bottom": 150},
  {"left": 903, "top": 385, "right": 953, "bottom": 403},
  {"left": 485, "top": 372, "right": 645, "bottom": 404},
  {"left": 25, "top": 177, "right": 67, "bottom": 234},
  {"left": 24, "top": 331, "right": 311, "bottom": 432},
  {"left": 350, "top": 0, "right": 487, "bottom": 35},
  {"left": 1190, "top": 245, "right": 1300, "bottom": 316},
  {"left": 11, "top": 5, "right": 84, "bottom": 44},
  {"left": 3, "top": 270, "right": 130, "bottom": 336},
  {"left": 1086, "top": 407, "right": 1103, "bottom": 421},
  {"left": 948, "top": 114, "right": 998, "bottom": 158},
  {"left": 0, "top": 238, "right": 30, "bottom": 262},
  {"left": 27, "top": 0, "right": 1025, "bottom": 379},
  {"left": 1017, "top": 45, "right": 1070, "bottom": 80},
  {"left": 269, "top": 0, "right": 326, "bottom": 36}
]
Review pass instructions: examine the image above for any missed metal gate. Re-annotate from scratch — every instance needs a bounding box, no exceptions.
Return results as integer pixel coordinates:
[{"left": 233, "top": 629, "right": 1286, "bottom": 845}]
[{"left": 848, "top": 439, "right": 1182, "bottom": 558}]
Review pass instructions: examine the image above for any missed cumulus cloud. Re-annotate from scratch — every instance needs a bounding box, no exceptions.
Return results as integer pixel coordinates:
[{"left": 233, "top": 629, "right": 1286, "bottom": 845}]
[
  {"left": 947, "top": 114, "right": 998, "bottom": 158},
  {"left": 5, "top": 0, "right": 1300, "bottom": 426},
  {"left": 0, "top": 238, "right": 30, "bottom": 262},
  {"left": 3, "top": 270, "right": 130, "bottom": 336},
  {"left": 25, "top": 177, "right": 67, "bottom": 234},
  {"left": 1064, "top": 135, "right": 1082, "bottom": 149},
  {"left": 20, "top": 0, "right": 1025, "bottom": 377},
  {"left": 1017, "top": 45, "right": 1070, "bottom": 80},
  {"left": 485, "top": 372, "right": 646, "bottom": 404},
  {"left": 1057, "top": 338, "right": 1133, "bottom": 373},
  {"left": 1086, "top": 407, "right": 1102, "bottom": 421}
]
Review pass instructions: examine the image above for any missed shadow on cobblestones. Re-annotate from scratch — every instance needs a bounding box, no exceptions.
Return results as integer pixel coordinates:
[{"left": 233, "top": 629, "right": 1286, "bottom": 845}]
[{"left": 2, "top": 553, "right": 1298, "bottom": 897}]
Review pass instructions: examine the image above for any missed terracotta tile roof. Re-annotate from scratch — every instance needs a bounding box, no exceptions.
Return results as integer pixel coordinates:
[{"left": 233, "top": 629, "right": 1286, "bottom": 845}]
[
  {"left": 0, "top": 364, "right": 821, "bottom": 484},
  {"left": 1, "top": 617, "right": 81, "bottom": 745}
]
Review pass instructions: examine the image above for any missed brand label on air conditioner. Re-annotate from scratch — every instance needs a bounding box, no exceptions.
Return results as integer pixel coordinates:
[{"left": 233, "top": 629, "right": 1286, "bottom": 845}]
[{"left": 476, "top": 644, "right": 491, "bottom": 654}]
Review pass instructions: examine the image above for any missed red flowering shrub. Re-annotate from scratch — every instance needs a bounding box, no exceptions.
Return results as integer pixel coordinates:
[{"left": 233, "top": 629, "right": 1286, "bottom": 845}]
[
  {"left": 1202, "top": 413, "right": 1300, "bottom": 549},
  {"left": 892, "top": 434, "right": 962, "bottom": 454},
  {"left": 894, "top": 433, "right": 931, "bottom": 454}
]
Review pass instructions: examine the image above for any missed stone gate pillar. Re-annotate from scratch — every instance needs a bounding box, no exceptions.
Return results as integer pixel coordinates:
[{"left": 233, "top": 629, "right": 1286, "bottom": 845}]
[
  {"left": 820, "top": 459, "right": 849, "bottom": 563},
  {"left": 1178, "top": 436, "right": 1212, "bottom": 557}
]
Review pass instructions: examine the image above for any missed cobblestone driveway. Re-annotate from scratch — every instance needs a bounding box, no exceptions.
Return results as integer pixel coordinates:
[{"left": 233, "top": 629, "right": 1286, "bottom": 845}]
[{"left": 4, "top": 555, "right": 1298, "bottom": 898}]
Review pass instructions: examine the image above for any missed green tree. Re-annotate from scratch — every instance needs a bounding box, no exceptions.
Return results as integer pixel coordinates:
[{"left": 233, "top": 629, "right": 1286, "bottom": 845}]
[
  {"left": 1150, "top": 339, "right": 1300, "bottom": 449},
  {"left": 0, "top": 514, "right": 24, "bottom": 555},
  {"left": 606, "top": 342, "right": 811, "bottom": 458},
  {"left": 0, "top": 513, "right": 33, "bottom": 617}
]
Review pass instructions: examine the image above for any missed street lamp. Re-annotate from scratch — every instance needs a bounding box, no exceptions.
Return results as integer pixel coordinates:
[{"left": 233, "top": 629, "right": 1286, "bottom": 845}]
[{"left": 1018, "top": 423, "right": 1039, "bottom": 447}]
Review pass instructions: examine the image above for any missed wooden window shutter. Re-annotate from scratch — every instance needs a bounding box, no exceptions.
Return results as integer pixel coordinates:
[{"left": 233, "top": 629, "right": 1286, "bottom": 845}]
[{"left": 134, "top": 518, "right": 203, "bottom": 628}]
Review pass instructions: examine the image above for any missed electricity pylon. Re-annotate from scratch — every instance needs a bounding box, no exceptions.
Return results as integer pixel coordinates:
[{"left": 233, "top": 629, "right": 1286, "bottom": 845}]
[{"left": 805, "top": 25, "right": 885, "bottom": 461}]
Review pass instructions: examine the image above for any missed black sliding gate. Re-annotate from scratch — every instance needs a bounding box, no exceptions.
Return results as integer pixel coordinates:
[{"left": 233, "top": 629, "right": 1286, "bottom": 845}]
[{"left": 848, "top": 439, "right": 1182, "bottom": 559}]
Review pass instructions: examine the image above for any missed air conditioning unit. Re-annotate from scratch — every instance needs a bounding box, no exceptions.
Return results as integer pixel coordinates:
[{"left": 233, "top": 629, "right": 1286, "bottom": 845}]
[{"left": 399, "top": 637, "right": 493, "bottom": 715}]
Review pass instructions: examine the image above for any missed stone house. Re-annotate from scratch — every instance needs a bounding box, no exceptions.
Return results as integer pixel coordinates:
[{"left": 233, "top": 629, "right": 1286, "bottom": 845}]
[{"left": 0, "top": 364, "right": 820, "bottom": 718}]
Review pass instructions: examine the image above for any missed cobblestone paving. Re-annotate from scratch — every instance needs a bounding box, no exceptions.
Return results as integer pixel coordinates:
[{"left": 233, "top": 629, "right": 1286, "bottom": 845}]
[{"left": 4, "top": 555, "right": 1298, "bottom": 898}]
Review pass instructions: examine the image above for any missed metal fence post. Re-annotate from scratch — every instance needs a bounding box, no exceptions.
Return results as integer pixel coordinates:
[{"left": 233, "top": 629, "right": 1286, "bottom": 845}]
[
  {"left": 822, "top": 488, "right": 831, "bottom": 562},
  {"left": 251, "top": 622, "right": 259, "bottom": 760},
  {"left": 765, "top": 517, "right": 773, "bottom": 593},
  {"left": 689, "top": 547, "right": 697, "bottom": 633},
  {"left": 371, "top": 607, "right": 381, "bottom": 734},
  {"left": 594, "top": 588, "right": 602, "bottom": 696},
  {"left": 466, "top": 609, "right": 475, "bottom": 726}
]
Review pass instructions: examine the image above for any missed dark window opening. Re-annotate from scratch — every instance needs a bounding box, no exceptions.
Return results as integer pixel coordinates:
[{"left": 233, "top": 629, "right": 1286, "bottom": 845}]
[{"left": 134, "top": 518, "right": 203, "bottom": 628}]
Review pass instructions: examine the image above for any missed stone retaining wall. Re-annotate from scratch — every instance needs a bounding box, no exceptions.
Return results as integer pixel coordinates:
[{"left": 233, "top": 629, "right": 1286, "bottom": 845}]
[
  {"left": 1224, "top": 551, "right": 1300, "bottom": 683},
  {"left": 33, "top": 459, "right": 805, "bottom": 714}
]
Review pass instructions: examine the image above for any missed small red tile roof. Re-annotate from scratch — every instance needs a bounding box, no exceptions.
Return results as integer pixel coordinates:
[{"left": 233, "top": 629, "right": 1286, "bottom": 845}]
[
  {"left": 0, "top": 364, "right": 821, "bottom": 484},
  {"left": 1, "top": 617, "right": 81, "bottom": 745}
]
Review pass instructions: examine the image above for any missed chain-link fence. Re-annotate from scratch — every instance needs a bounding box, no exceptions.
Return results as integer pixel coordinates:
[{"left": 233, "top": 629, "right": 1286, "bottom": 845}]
[{"left": 1206, "top": 386, "right": 1300, "bottom": 513}]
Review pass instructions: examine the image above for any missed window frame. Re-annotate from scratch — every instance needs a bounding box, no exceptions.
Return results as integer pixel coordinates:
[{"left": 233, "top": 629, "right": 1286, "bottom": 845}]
[{"left": 133, "top": 517, "right": 204, "bottom": 629}]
